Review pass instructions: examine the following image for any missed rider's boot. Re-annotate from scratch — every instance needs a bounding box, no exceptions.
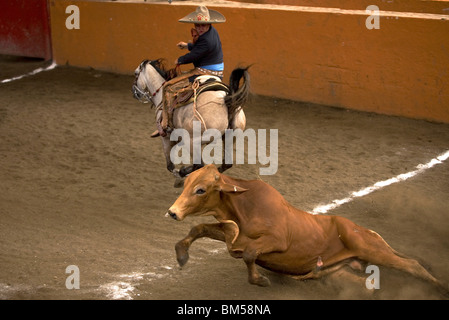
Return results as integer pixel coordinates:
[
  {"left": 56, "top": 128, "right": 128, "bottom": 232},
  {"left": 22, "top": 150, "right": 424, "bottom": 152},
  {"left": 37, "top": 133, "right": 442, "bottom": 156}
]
[{"left": 150, "top": 130, "right": 160, "bottom": 138}]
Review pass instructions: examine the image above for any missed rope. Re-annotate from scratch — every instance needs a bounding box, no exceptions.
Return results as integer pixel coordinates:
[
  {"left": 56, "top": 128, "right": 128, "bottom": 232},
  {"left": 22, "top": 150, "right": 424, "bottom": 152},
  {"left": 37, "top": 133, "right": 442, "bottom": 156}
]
[{"left": 192, "top": 79, "right": 207, "bottom": 131}]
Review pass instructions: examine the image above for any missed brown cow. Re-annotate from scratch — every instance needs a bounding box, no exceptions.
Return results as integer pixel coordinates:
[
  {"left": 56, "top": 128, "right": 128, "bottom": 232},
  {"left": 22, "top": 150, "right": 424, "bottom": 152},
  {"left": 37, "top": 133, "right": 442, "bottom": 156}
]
[{"left": 166, "top": 164, "right": 447, "bottom": 293}]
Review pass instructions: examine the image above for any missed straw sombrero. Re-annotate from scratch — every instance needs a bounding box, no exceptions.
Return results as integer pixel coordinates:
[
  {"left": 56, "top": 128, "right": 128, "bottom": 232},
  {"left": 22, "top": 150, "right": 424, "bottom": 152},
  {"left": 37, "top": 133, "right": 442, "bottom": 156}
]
[{"left": 178, "top": 6, "right": 226, "bottom": 24}]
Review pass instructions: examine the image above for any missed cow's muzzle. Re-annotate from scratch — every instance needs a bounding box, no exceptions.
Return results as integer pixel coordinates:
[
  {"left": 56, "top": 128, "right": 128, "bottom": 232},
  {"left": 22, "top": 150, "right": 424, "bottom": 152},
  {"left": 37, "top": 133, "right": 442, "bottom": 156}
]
[{"left": 165, "top": 209, "right": 178, "bottom": 220}]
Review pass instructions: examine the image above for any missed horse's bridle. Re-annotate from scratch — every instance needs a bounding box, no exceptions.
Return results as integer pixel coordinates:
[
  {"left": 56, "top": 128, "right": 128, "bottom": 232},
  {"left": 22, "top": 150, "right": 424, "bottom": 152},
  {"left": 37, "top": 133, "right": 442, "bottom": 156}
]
[{"left": 132, "top": 60, "right": 166, "bottom": 105}]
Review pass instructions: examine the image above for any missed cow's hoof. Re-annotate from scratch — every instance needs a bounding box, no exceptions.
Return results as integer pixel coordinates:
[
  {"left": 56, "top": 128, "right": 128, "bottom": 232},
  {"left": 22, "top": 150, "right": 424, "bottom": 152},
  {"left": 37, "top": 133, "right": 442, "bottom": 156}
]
[
  {"left": 250, "top": 275, "right": 271, "bottom": 287},
  {"left": 175, "top": 242, "right": 190, "bottom": 267}
]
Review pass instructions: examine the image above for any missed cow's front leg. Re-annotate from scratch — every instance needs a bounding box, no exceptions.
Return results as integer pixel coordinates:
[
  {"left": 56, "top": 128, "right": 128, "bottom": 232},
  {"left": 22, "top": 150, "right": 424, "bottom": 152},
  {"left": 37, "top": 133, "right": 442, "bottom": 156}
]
[
  {"left": 175, "top": 223, "right": 226, "bottom": 267},
  {"left": 241, "top": 236, "right": 288, "bottom": 287},
  {"left": 242, "top": 249, "right": 271, "bottom": 287}
]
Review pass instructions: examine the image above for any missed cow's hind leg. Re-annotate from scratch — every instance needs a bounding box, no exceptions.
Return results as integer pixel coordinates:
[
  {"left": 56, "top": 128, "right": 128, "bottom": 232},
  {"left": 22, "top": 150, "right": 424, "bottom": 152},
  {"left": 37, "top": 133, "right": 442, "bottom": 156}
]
[
  {"left": 175, "top": 223, "right": 226, "bottom": 267},
  {"left": 292, "top": 258, "right": 363, "bottom": 281},
  {"left": 366, "top": 248, "right": 447, "bottom": 294},
  {"left": 336, "top": 217, "right": 447, "bottom": 294}
]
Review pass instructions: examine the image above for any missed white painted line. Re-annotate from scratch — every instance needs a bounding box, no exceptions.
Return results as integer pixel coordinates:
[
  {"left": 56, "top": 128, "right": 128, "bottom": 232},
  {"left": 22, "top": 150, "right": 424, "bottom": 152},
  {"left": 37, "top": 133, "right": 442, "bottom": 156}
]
[
  {"left": 1, "top": 62, "right": 57, "bottom": 84},
  {"left": 311, "top": 149, "right": 449, "bottom": 215},
  {"left": 100, "top": 270, "right": 167, "bottom": 300},
  {"left": 100, "top": 281, "right": 135, "bottom": 300}
]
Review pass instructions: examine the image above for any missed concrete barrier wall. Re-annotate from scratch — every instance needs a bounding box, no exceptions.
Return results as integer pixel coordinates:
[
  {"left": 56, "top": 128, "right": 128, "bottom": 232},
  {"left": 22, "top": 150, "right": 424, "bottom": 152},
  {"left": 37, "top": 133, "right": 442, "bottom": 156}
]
[
  {"left": 0, "top": 0, "right": 52, "bottom": 60},
  {"left": 49, "top": 1, "right": 449, "bottom": 123}
]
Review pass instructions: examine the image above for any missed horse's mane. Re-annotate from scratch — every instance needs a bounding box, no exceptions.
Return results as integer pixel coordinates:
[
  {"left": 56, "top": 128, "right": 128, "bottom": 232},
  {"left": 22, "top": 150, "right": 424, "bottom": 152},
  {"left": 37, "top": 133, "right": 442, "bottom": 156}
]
[{"left": 149, "top": 59, "right": 179, "bottom": 81}]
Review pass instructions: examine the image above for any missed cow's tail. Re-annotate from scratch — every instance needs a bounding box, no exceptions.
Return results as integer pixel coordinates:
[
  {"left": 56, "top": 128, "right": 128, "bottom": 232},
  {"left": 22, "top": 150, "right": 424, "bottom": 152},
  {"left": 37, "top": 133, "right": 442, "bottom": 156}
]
[{"left": 225, "top": 66, "right": 251, "bottom": 123}]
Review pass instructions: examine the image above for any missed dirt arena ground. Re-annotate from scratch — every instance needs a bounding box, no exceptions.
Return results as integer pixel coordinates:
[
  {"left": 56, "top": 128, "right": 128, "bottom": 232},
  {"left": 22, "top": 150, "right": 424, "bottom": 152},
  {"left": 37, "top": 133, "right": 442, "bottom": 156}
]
[{"left": 1, "top": 55, "right": 448, "bottom": 300}]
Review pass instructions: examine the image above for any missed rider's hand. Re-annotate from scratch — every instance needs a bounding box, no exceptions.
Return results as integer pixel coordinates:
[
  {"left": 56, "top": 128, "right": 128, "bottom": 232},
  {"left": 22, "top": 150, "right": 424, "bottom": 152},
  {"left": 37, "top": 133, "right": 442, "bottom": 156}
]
[{"left": 177, "top": 42, "right": 188, "bottom": 49}]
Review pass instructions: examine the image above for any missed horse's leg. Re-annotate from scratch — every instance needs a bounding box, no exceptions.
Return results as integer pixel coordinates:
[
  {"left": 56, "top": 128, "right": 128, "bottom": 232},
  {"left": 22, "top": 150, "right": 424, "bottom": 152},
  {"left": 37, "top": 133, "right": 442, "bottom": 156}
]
[
  {"left": 179, "top": 162, "right": 204, "bottom": 177},
  {"left": 218, "top": 109, "right": 246, "bottom": 173},
  {"left": 218, "top": 133, "right": 232, "bottom": 173},
  {"left": 178, "top": 131, "right": 204, "bottom": 177},
  {"left": 160, "top": 136, "right": 177, "bottom": 174},
  {"left": 175, "top": 223, "right": 226, "bottom": 267}
]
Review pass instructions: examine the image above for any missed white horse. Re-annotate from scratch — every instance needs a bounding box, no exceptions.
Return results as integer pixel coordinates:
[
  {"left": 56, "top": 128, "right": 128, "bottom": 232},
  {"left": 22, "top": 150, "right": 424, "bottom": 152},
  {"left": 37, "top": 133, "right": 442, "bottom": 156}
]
[{"left": 132, "top": 59, "right": 250, "bottom": 182}]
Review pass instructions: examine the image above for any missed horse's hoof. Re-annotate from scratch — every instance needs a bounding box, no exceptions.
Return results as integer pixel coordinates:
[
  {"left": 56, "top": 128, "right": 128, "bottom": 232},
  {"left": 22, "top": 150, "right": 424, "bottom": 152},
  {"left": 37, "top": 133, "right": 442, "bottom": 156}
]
[
  {"left": 174, "top": 178, "right": 185, "bottom": 188},
  {"left": 172, "top": 169, "right": 181, "bottom": 178}
]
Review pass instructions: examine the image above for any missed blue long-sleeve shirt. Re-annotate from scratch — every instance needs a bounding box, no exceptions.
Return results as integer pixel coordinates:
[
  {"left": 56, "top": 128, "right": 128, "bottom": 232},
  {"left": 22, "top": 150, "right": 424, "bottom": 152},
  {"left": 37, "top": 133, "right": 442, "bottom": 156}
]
[{"left": 177, "top": 26, "right": 223, "bottom": 69}]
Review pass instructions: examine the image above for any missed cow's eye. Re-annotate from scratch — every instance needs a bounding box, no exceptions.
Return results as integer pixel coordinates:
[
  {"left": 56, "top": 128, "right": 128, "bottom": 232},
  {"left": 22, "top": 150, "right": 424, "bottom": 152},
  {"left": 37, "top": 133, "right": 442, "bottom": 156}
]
[{"left": 195, "top": 188, "right": 206, "bottom": 195}]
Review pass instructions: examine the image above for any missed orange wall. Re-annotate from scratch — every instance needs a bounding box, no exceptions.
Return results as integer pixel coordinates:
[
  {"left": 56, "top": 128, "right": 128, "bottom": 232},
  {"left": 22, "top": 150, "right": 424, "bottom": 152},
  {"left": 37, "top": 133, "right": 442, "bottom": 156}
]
[
  {"left": 236, "top": 0, "right": 449, "bottom": 14},
  {"left": 50, "top": 1, "right": 449, "bottom": 123}
]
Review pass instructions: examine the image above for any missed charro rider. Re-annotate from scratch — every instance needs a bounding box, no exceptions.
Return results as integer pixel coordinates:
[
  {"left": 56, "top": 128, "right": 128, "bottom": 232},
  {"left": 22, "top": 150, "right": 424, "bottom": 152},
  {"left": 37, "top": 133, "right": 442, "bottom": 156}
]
[{"left": 152, "top": 6, "right": 226, "bottom": 137}]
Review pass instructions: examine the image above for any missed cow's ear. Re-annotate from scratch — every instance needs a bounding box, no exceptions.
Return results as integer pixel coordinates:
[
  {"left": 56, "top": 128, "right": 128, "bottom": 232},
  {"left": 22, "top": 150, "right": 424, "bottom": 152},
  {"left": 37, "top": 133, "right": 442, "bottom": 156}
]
[{"left": 218, "top": 182, "right": 248, "bottom": 194}]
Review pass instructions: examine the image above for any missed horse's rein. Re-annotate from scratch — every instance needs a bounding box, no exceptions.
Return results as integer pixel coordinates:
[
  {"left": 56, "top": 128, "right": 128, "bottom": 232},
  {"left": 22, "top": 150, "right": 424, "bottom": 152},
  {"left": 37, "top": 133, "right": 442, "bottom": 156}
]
[{"left": 149, "top": 81, "right": 166, "bottom": 98}]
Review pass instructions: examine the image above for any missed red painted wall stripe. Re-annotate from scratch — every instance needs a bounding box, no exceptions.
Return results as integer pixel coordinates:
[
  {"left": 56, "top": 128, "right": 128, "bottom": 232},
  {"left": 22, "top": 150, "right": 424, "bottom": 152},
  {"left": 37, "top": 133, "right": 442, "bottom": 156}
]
[{"left": 0, "top": 0, "right": 52, "bottom": 60}]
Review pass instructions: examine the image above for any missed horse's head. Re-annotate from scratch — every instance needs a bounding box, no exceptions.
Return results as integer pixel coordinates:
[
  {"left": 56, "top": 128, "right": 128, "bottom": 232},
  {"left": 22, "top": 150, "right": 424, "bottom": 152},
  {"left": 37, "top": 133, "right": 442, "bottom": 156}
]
[
  {"left": 132, "top": 59, "right": 168, "bottom": 105},
  {"left": 132, "top": 59, "right": 151, "bottom": 103}
]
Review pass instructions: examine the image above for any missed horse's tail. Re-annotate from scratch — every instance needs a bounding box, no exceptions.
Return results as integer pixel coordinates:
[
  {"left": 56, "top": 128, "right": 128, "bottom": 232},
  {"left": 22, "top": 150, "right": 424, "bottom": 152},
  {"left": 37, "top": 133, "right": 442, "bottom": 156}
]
[{"left": 225, "top": 66, "right": 251, "bottom": 121}]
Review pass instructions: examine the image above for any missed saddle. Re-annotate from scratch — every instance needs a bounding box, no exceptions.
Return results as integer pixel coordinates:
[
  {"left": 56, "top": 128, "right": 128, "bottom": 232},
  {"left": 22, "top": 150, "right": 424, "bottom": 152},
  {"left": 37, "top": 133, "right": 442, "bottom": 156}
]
[
  {"left": 168, "top": 75, "right": 230, "bottom": 110},
  {"left": 152, "top": 75, "right": 230, "bottom": 137}
]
